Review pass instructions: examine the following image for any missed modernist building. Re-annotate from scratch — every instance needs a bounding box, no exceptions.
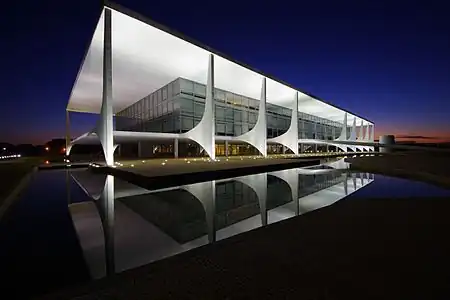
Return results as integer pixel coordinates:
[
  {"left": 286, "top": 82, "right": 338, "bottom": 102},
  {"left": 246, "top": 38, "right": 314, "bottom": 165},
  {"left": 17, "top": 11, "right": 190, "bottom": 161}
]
[{"left": 66, "top": 2, "right": 375, "bottom": 164}]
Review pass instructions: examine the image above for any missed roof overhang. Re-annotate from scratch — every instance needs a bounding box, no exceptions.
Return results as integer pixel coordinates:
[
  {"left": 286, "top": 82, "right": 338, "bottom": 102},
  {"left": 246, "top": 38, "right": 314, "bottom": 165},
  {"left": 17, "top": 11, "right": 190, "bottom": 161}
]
[{"left": 67, "top": 3, "right": 373, "bottom": 126}]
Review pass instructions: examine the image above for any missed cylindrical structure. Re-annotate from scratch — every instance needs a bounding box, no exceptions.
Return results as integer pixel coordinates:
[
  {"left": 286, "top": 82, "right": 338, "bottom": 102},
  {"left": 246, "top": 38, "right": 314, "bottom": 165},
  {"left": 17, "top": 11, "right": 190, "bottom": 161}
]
[{"left": 379, "top": 135, "right": 395, "bottom": 153}]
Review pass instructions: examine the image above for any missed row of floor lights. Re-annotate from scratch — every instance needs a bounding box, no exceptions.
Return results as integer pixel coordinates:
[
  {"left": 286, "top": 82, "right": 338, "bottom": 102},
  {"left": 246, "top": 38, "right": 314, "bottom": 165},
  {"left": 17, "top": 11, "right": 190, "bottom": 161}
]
[{"left": 0, "top": 154, "right": 21, "bottom": 159}]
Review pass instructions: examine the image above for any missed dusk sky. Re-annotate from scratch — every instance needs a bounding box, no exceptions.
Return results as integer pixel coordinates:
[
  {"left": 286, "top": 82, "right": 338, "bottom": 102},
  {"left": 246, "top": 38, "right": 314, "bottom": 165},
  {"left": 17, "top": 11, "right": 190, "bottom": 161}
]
[{"left": 3, "top": 0, "right": 449, "bottom": 144}]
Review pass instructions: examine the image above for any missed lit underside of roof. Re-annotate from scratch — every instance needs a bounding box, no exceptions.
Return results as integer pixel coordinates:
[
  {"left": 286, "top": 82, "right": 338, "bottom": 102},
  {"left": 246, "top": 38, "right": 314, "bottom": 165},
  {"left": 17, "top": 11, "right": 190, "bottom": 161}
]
[{"left": 67, "top": 5, "right": 372, "bottom": 126}]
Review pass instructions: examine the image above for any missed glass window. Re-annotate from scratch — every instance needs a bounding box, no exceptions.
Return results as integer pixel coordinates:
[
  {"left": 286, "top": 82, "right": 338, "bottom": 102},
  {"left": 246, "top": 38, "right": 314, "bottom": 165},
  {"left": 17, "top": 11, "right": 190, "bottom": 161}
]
[
  {"left": 180, "top": 78, "right": 194, "bottom": 93},
  {"left": 234, "top": 124, "right": 242, "bottom": 136},
  {"left": 194, "top": 83, "right": 206, "bottom": 96},
  {"left": 180, "top": 97, "right": 194, "bottom": 114},
  {"left": 216, "top": 106, "right": 225, "bottom": 121},
  {"left": 225, "top": 92, "right": 234, "bottom": 104},
  {"left": 241, "top": 97, "right": 249, "bottom": 107},
  {"left": 163, "top": 86, "right": 168, "bottom": 100},
  {"left": 172, "top": 79, "right": 180, "bottom": 95},
  {"left": 182, "top": 116, "right": 193, "bottom": 130},
  {"left": 216, "top": 123, "right": 226, "bottom": 135},
  {"left": 225, "top": 107, "right": 233, "bottom": 121},
  {"left": 157, "top": 90, "right": 162, "bottom": 105},
  {"left": 249, "top": 112, "right": 257, "bottom": 123},
  {"left": 242, "top": 123, "right": 249, "bottom": 134},
  {"left": 157, "top": 105, "right": 162, "bottom": 117},
  {"left": 215, "top": 90, "right": 225, "bottom": 102},
  {"left": 194, "top": 103, "right": 204, "bottom": 118},
  {"left": 234, "top": 109, "right": 242, "bottom": 122},
  {"left": 234, "top": 95, "right": 242, "bottom": 106},
  {"left": 226, "top": 123, "right": 233, "bottom": 135},
  {"left": 249, "top": 99, "right": 258, "bottom": 110}
]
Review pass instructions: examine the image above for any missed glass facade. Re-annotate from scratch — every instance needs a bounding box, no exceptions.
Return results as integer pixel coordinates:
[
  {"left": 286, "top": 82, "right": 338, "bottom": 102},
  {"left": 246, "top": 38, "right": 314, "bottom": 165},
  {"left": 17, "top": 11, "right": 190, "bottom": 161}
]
[{"left": 116, "top": 77, "right": 343, "bottom": 140}]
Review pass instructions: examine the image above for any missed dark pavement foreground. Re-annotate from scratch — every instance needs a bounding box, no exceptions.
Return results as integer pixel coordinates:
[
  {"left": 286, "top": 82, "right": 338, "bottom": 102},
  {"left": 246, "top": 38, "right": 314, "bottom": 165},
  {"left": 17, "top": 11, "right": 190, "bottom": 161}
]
[{"left": 43, "top": 195, "right": 450, "bottom": 299}]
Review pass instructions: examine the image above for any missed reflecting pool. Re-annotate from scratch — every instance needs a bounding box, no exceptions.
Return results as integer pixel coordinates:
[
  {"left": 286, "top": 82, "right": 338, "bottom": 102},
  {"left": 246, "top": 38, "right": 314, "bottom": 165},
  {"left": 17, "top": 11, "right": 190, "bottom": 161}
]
[
  {"left": 1, "top": 158, "right": 450, "bottom": 298},
  {"left": 68, "top": 164, "right": 374, "bottom": 279}
]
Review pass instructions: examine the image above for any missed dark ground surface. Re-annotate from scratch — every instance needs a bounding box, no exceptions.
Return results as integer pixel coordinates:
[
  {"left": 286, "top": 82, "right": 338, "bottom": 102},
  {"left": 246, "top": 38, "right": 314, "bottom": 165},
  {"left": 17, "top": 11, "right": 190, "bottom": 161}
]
[{"left": 43, "top": 193, "right": 450, "bottom": 299}]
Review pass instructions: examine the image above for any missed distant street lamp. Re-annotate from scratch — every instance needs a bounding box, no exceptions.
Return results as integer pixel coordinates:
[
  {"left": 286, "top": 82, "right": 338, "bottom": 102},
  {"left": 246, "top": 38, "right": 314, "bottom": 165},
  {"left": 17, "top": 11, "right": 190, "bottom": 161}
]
[
  {"left": 2, "top": 148, "right": 5, "bottom": 151},
  {"left": 45, "top": 147, "right": 49, "bottom": 151}
]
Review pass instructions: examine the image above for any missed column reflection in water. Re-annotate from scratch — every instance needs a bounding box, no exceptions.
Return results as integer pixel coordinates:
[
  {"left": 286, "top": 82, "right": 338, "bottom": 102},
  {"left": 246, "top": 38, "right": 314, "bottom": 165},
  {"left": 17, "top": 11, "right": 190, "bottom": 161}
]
[
  {"left": 182, "top": 181, "right": 216, "bottom": 243},
  {"left": 100, "top": 174, "right": 115, "bottom": 276},
  {"left": 235, "top": 173, "right": 268, "bottom": 226},
  {"left": 70, "top": 166, "right": 374, "bottom": 280}
]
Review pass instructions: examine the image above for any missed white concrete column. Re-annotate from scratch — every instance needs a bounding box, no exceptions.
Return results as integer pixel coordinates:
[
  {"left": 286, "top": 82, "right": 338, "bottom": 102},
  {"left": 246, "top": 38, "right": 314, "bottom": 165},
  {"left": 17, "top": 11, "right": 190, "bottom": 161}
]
[
  {"left": 282, "top": 146, "right": 286, "bottom": 154},
  {"left": 225, "top": 140, "right": 229, "bottom": 157},
  {"left": 174, "top": 138, "right": 179, "bottom": 158},
  {"left": 364, "top": 124, "right": 370, "bottom": 141},
  {"left": 96, "top": 8, "right": 114, "bottom": 166},
  {"left": 65, "top": 110, "right": 71, "bottom": 156},
  {"left": 183, "top": 54, "right": 215, "bottom": 159},
  {"left": 349, "top": 117, "right": 357, "bottom": 141},
  {"left": 268, "top": 92, "right": 299, "bottom": 155},
  {"left": 358, "top": 120, "right": 364, "bottom": 140},
  {"left": 235, "top": 77, "right": 267, "bottom": 156},
  {"left": 337, "top": 113, "right": 347, "bottom": 141}
]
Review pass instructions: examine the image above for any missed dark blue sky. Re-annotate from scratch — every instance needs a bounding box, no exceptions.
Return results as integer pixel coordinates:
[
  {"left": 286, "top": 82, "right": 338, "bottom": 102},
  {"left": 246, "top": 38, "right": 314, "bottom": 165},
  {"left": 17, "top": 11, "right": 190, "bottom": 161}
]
[{"left": 2, "top": 0, "right": 449, "bottom": 144}]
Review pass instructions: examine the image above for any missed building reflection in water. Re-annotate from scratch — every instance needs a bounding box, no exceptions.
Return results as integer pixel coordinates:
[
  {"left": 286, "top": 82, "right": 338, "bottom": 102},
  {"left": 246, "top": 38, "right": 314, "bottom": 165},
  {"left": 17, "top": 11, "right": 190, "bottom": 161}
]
[{"left": 68, "top": 164, "right": 374, "bottom": 279}]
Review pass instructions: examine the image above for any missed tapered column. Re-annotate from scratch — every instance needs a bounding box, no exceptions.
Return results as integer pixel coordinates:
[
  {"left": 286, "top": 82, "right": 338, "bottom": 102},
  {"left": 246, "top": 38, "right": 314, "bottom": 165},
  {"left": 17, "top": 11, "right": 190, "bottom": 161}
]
[
  {"left": 65, "top": 110, "right": 71, "bottom": 156},
  {"left": 97, "top": 8, "right": 114, "bottom": 166},
  {"left": 174, "top": 138, "right": 179, "bottom": 158},
  {"left": 349, "top": 117, "right": 357, "bottom": 140},
  {"left": 225, "top": 140, "right": 229, "bottom": 157},
  {"left": 183, "top": 54, "right": 215, "bottom": 159},
  {"left": 358, "top": 120, "right": 364, "bottom": 140},
  {"left": 235, "top": 77, "right": 267, "bottom": 156},
  {"left": 337, "top": 113, "right": 348, "bottom": 140},
  {"left": 268, "top": 92, "right": 299, "bottom": 155}
]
